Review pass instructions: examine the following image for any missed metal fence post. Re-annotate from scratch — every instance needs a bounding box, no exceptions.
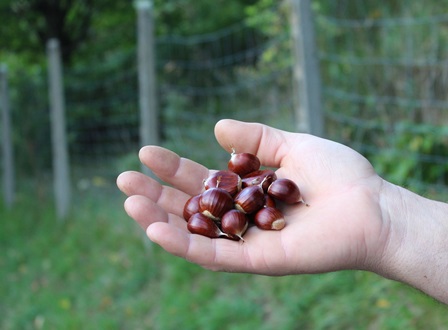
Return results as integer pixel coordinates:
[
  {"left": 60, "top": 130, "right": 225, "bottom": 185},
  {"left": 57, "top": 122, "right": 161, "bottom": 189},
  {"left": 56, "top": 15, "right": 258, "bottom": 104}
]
[
  {"left": 1, "top": 64, "right": 15, "bottom": 207},
  {"left": 47, "top": 39, "right": 71, "bottom": 220},
  {"left": 290, "top": 0, "right": 324, "bottom": 136},
  {"left": 135, "top": 0, "right": 159, "bottom": 175}
]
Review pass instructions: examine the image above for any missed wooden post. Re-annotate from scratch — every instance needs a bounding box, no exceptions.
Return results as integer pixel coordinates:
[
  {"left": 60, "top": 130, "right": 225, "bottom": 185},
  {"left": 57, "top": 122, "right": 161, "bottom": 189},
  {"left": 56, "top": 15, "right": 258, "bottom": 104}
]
[
  {"left": 0, "top": 64, "right": 15, "bottom": 207},
  {"left": 47, "top": 39, "right": 71, "bottom": 219},
  {"left": 290, "top": 0, "right": 324, "bottom": 136},
  {"left": 135, "top": 0, "right": 159, "bottom": 175}
]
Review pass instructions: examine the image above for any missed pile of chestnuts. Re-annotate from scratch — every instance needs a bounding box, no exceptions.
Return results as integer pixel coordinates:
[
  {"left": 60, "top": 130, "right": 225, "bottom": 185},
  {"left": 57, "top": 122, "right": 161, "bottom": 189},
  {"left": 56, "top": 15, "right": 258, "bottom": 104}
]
[{"left": 183, "top": 149, "right": 307, "bottom": 241}]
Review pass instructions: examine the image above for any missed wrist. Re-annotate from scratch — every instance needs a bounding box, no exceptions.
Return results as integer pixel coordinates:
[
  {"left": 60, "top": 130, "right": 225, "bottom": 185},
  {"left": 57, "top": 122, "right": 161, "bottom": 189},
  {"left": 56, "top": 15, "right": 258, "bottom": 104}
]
[{"left": 376, "top": 181, "right": 448, "bottom": 304}]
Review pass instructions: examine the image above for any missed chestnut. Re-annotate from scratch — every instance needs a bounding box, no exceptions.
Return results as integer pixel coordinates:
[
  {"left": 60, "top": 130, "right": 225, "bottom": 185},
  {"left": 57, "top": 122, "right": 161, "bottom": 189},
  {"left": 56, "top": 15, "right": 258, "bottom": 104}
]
[
  {"left": 233, "top": 185, "right": 265, "bottom": 214},
  {"left": 253, "top": 207, "right": 286, "bottom": 230},
  {"left": 199, "top": 187, "right": 233, "bottom": 221},
  {"left": 204, "top": 170, "right": 242, "bottom": 197},
  {"left": 221, "top": 209, "right": 249, "bottom": 241},
  {"left": 183, "top": 194, "right": 202, "bottom": 221},
  {"left": 242, "top": 169, "right": 277, "bottom": 192},
  {"left": 263, "top": 194, "right": 277, "bottom": 208},
  {"left": 267, "top": 178, "right": 307, "bottom": 205},
  {"left": 187, "top": 213, "right": 229, "bottom": 238},
  {"left": 228, "top": 148, "right": 261, "bottom": 177}
]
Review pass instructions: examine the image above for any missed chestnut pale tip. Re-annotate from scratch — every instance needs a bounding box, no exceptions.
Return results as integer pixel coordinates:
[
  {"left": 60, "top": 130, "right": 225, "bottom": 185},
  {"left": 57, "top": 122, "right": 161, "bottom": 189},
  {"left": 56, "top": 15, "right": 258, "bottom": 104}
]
[{"left": 253, "top": 207, "right": 286, "bottom": 230}]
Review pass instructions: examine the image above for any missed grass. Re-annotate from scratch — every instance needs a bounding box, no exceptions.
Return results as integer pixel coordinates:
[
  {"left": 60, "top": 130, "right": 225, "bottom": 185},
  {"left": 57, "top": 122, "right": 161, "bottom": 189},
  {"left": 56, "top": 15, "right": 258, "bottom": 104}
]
[{"left": 1, "top": 184, "right": 447, "bottom": 330}]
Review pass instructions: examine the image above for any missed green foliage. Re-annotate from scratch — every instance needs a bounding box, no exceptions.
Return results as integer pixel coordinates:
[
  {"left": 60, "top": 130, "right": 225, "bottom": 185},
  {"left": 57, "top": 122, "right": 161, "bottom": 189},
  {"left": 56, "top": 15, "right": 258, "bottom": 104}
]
[
  {"left": 0, "top": 0, "right": 109, "bottom": 64},
  {"left": 114, "top": 152, "right": 141, "bottom": 174},
  {"left": 154, "top": 0, "right": 258, "bottom": 36},
  {"left": 372, "top": 122, "right": 448, "bottom": 191},
  {"left": 315, "top": 1, "right": 448, "bottom": 197},
  {"left": 7, "top": 65, "right": 51, "bottom": 176},
  {"left": 65, "top": 48, "right": 139, "bottom": 161},
  {"left": 245, "top": 0, "right": 291, "bottom": 70}
]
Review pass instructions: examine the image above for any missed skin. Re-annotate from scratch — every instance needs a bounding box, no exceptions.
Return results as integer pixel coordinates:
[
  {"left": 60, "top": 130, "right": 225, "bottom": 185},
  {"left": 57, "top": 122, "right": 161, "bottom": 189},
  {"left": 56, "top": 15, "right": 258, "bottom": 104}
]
[{"left": 117, "top": 119, "right": 448, "bottom": 304}]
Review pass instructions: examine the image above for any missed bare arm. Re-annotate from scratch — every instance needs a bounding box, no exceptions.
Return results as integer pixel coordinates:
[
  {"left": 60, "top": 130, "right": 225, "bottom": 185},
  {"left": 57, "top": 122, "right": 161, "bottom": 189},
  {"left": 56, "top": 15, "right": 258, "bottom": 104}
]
[
  {"left": 378, "top": 182, "right": 448, "bottom": 303},
  {"left": 117, "top": 119, "right": 448, "bottom": 304}
]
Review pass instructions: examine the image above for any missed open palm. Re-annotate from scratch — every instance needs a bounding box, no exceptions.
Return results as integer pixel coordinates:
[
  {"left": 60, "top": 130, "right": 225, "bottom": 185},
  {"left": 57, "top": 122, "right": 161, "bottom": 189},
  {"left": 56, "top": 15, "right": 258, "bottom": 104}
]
[{"left": 117, "top": 119, "right": 390, "bottom": 276}]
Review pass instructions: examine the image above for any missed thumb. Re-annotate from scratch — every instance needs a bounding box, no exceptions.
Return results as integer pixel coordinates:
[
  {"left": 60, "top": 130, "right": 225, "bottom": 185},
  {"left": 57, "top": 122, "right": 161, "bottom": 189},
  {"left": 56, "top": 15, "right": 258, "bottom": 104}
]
[{"left": 214, "top": 119, "right": 291, "bottom": 168}]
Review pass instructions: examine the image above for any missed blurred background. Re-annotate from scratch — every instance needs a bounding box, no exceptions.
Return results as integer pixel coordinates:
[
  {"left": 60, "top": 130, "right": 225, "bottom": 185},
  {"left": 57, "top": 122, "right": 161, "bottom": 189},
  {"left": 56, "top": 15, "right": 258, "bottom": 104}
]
[{"left": 1, "top": 0, "right": 448, "bottom": 329}]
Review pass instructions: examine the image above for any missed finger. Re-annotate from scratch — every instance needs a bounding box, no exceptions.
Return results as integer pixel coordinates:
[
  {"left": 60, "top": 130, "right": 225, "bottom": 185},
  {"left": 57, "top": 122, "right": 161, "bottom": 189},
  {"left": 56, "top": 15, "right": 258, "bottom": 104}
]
[
  {"left": 214, "top": 119, "right": 295, "bottom": 168},
  {"left": 124, "top": 195, "right": 168, "bottom": 229},
  {"left": 147, "top": 222, "right": 289, "bottom": 274},
  {"left": 124, "top": 195, "right": 187, "bottom": 230},
  {"left": 117, "top": 171, "right": 190, "bottom": 217},
  {"left": 139, "top": 146, "right": 209, "bottom": 196},
  {"left": 147, "top": 221, "right": 254, "bottom": 272},
  {"left": 117, "top": 171, "right": 155, "bottom": 197}
]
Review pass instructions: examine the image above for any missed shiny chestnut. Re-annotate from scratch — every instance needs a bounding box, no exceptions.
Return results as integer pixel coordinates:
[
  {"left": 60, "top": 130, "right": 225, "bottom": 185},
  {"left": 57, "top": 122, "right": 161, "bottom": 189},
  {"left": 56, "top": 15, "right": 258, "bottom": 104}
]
[
  {"left": 199, "top": 187, "right": 233, "bottom": 221},
  {"left": 254, "top": 207, "right": 286, "bottom": 230},
  {"left": 234, "top": 185, "right": 265, "bottom": 214},
  {"left": 183, "top": 194, "right": 202, "bottom": 221},
  {"left": 228, "top": 149, "right": 261, "bottom": 177},
  {"left": 221, "top": 209, "right": 249, "bottom": 241},
  {"left": 267, "top": 178, "right": 306, "bottom": 204},
  {"left": 187, "top": 213, "right": 229, "bottom": 238},
  {"left": 242, "top": 169, "right": 277, "bottom": 192},
  {"left": 263, "top": 194, "right": 277, "bottom": 208},
  {"left": 204, "top": 170, "right": 242, "bottom": 197}
]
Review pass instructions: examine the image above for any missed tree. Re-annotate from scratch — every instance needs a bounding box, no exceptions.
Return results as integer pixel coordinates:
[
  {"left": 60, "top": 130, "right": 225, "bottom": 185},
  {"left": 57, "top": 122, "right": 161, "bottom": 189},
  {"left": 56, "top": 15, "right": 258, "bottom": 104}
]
[{"left": 1, "top": 0, "right": 102, "bottom": 64}]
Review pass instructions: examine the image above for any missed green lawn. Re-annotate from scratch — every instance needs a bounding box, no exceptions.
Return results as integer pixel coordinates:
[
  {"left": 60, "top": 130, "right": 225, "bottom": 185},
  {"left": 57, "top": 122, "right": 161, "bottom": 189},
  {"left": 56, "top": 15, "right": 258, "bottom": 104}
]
[{"left": 1, "top": 186, "right": 447, "bottom": 330}]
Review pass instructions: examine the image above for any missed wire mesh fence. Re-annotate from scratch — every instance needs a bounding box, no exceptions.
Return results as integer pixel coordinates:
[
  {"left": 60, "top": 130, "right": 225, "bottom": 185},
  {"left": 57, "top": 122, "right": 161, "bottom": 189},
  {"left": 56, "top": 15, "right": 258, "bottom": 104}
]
[
  {"left": 2, "top": 1, "right": 448, "bottom": 208},
  {"left": 156, "top": 15, "right": 297, "bottom": 169},
  {"left": 316, "top": 2, "right": 448, "bottom": 196},
  {"left": 66, "top": 48, "right": 139, "bottom": 174}
]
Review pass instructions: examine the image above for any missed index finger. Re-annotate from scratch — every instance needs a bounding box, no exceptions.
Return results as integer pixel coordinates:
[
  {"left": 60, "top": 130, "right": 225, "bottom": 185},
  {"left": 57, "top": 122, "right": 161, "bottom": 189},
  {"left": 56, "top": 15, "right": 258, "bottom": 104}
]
[{"left": 139, "top": 146, "right": 210, "bottom": 196}]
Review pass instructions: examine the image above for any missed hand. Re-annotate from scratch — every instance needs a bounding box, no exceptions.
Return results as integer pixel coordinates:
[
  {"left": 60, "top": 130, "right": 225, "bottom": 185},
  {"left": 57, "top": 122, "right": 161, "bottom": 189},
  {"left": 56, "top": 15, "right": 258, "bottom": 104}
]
[{"left": 117, "top": 119, "right": 390, "bottom": 275}]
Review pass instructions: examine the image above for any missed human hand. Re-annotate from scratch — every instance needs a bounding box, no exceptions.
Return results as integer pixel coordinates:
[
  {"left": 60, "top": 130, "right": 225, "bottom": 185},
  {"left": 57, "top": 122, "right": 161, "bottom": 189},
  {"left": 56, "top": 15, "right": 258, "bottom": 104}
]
[{"left": 117, "top": 119, "right": 391, "bottom": 275}]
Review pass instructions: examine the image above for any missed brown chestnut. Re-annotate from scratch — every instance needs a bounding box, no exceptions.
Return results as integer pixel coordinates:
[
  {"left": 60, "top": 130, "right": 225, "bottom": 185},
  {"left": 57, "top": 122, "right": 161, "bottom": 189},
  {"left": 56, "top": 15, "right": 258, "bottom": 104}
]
[
  {"left": 242, "top": 169, "right": 277, "bottom": 192},
  {"left": 253, "top": 207, "right": 286, "bottom": 230},
  {"left": 187, "top": 213, "right": 229, "bottom": 238},
  {"left": 263, "top": 194, "right": 277, "bottom": 208},
  {"left": 221, "top": 209, "right": 249, "bottom": 241},
  {"left": 183, "top": 194, "right": 202, "bottom": 221},
  {"left": 228, "top": 149, "right": 261, "bottom": 177},
  {"left": 234, "top": 185, "right": 265, "bottom": 214},
  {"left": 199, "top": 187, "right": 233, "bottom": 221},
  {"left": 267, "top": 178, "right": 307, "bottom": 205},
  {"left": 204, "top": 170, "right": 242, "bottom": 196}
]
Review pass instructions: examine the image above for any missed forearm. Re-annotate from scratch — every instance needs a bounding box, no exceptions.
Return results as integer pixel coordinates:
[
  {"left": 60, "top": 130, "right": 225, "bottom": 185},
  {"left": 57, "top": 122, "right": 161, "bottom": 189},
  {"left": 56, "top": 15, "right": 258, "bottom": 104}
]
[{"left": 378, "top": 181, "right": 448, "bottom": 304}]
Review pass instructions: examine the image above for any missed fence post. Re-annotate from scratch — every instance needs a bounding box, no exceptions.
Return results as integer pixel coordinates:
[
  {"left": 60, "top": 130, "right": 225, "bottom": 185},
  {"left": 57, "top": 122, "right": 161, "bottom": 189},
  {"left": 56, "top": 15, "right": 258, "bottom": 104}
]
[
  {"left": 0, "top": 64, "right": 15, "bottom": 207},
  {"left": 135, "top": 0, "right": 159, "bottom": 175},
  {"left": 290, "top": 0, "right": 324, "bottom": 136},
  {"left": 47, "top": 39, "right": 71, "bottom": 220}
]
